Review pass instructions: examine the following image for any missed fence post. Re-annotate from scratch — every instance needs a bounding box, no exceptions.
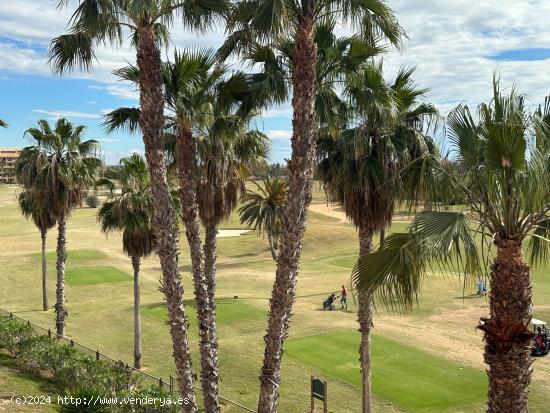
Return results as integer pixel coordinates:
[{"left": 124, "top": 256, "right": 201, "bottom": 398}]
[
  {"left": 169, "top": 375, "right": 173, "bottom": 394},
  {"left": 310, "top": 375, "right": 314, "bottom": 413},
  {"left": 9, "top": 312, "right": 12, "bottom": 319},
  {"left": 159, "top": 378, "right": 163, "bottom": 389},
  {"left": 324, "top": 380, "right": 328, "bottom": 413},
  {"left": 48, "top": 329, "right": 51, "bottom": 339},
  {"left": 70, "top": 339, "right": 74, "bottom": 347},
  {"left": 96, "top": 350, "right": 100, "bottom": 361}
]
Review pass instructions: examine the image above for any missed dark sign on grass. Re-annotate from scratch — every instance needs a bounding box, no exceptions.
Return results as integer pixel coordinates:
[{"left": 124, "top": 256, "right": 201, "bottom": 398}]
[{"left": 310, "top": 376, "right": 327, "bottom": 413}]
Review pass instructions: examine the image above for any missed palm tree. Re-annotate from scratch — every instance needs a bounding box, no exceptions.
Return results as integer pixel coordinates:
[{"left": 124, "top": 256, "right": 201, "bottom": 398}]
[
  {"left": 354, "top": 78, "right": 550, "bottom": 413},
  {"left": 97, "top": 154, "right": 155, "bottom": 369},
  {"left": 161, "top": 57, "right": 231, "bottom": 410},
  {"left": 0, "top": 119, "right": 7, "bottom": 128},
  {"left": 50, "top": 3, "right": 228, "bottom": 408},
  {"left": 196, "top": 115, "right": 270, "bottom": 303},
  {"left": 103, "top": 50, "right": 260, "bottom": 411},
  {"left": 222, "top": 9, "right": 403, "bottom": 408},
  {"left": 239, "top": 177, "right": 288, "bottom": 260},
  {"left": 16, "top": 118, "right": 101, "bottom": 336},
  {"left": 317, "top": 64, "right": 437, "bottom": 412},
  {"left": 18, "top": 189, "right": 57, "bottom": 311}
]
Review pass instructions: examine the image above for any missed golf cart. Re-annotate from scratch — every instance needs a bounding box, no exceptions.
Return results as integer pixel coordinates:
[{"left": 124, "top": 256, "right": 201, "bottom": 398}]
[{"left": 531, "top": 318, "right": 549, "bottom": 357}]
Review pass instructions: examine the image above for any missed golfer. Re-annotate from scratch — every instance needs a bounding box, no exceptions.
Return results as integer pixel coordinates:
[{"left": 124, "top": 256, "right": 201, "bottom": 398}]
[{"left": 340, "top": 285, "right": 348, "bottom": 309}]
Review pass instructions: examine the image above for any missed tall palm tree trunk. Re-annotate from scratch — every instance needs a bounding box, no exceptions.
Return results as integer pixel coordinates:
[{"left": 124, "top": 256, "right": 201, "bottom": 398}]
[
  {"left": 202, "top": 219, "right": 220, "bottom": 412},
  {"left": 204, "top": 221, "right": 218, "bottom": 313},
  {"left": 54, "top": 213, "right": 67, "bottom": 336},
  {"left": 258, "top": 17, "right": 318, "bottom": 413},
  {"left": 358, "top": 225, "right": 374, "bottom": 413},
  {"left": 40, "top": 228, "right": 48, "bottom": 311},
  {"left": 176, "top": 126, "right": 219, "bottom": 412},
  {"left": 480, "top": 236, "right": 533, "bottom": 413},
  {"left": 136, "top": 24, "right": 197, "bottom": 412},
  {"left": 132, "top": 256, "right": 142, "bottom": 369}
]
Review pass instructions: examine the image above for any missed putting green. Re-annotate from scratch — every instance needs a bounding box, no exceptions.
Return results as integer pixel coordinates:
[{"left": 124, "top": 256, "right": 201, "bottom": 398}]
[
  {"left": 285, "top": 332, "right": 486, "bottom": 412},
  {"left": 143, "top": 299, "right": 266, "bottom": 327},
  {"left": 65, "top": 266, "right": 131, "bottom": 286}
]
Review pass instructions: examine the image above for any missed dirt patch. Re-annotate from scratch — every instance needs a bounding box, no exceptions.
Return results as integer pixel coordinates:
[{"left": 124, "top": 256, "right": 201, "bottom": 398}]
[
  {"left": 309, "top": 203, "right": 413, "bottom": 223},
  {"left": 374, "top": 304, "right": 489, "bottom": 370},
  {"left": 309, "top": 204, "right": 347, "bottom": 222}
]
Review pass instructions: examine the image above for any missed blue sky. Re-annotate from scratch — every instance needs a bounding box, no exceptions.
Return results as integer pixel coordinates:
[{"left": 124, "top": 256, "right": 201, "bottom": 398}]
[{"left": 2, "top": 0, "right": 550, "bottom": 164}]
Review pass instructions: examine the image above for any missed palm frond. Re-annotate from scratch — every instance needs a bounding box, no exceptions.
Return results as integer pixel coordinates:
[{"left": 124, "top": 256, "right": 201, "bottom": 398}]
[
  {"left": 352, "top": 232, "right": 425, "bottom": 312},
  {"left": 527, "top": 218, "right": 550, "bottom": 266},
  {"left": 412, "top": 211, "right": 481, "bottom": 276},
  {"left": 49, "top": 31, "right": 97, "bottom": 74},
  {"left": 102, "top": 107, "right": 141, "bottom": 134}
]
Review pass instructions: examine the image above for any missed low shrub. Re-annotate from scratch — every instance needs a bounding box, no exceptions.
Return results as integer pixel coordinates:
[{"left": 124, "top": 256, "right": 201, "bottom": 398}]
[
  {"left": 0, "top": 315, "right": 134, "bottom": 398},
  {"left": 0, "top": 316, "right": 34, "bottom": 355},
  {"left": 18, "top": 335, "right": 53, "bottom": 371}
]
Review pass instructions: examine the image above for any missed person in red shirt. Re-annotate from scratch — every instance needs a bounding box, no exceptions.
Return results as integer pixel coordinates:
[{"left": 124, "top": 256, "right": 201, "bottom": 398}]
[{"left": 339, "top": 285, "right": 348, "bottom": 310}]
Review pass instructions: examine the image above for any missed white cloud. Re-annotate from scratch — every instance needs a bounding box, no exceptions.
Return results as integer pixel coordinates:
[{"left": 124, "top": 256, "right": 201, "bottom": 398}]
[
  {"left": 2, "top": 0, "right": 550, "bottom": 125},
  {"left": 380, "top": 0, "right": 550, "bottom": 111},
  {"left": 32, "top": 109, "right": 102, "bottom": 120},
  {"left": 266, "top": 130, "right": 292, "bottom": 140},
  {"left": 0, "top": 43, "right": 49, "bottom": 75},
  {"left": 261, "top": 103, "right": 293, "bottom": 119},
  {"left": 88, "top": 85, "right": 139, "bottom": 101},
  {"left": 97, "top": 138, "right": 119, "bottom": 144}
]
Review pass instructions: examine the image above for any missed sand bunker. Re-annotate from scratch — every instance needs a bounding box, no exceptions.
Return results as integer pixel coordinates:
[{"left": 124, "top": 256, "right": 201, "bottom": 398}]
[{"left": 217, "top": 229, "right": 251, "bottom": 237}]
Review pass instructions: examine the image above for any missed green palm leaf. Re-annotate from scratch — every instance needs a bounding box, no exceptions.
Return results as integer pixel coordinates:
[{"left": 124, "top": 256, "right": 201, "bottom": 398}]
[{"left": 102, "top": 107, "right": 141, "bottom": 133}]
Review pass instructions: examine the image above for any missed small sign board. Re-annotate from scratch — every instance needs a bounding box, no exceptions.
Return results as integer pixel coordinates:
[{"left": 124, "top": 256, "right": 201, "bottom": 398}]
[{"left": 310, "top": 376, "right": 327, "bottom": 413}]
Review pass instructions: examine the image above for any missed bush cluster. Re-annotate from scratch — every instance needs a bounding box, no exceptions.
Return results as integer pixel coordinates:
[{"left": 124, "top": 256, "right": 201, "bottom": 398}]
[{"left": 0, "top": 315, "right": 180, "bottom": 412}]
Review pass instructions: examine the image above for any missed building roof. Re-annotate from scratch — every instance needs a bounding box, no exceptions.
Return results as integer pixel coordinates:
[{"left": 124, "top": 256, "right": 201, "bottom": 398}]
[{"left": 0, "top": 148, "right": 22, "bottom": 158}]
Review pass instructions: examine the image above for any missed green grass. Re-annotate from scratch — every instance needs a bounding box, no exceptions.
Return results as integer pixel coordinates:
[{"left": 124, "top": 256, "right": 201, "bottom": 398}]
[
  {"left": 328, "top": 254, "right": 357, "bottom": 269},
  {"left": 2, "top": 184, "right": 550, "bottom": 412},
  {"left": 286, "top": 332, "right": 487, "bottom": 413},
  {"left": 143, "top": 299, "right": 266, "bottom": 327},
  {"left": 65, "top": 266, "right": 131, "bottom": 286},
  {"left": 33, "top": 249, "right": 107, "bottom": 262},
  {"left": 0, "top": 352, "right": 57, "bottom": 412}
]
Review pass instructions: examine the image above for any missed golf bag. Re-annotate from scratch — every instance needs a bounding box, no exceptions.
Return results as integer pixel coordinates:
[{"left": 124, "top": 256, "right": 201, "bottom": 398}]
[{"left": 323, "top": 293, "right": 337, "bottom": 310}]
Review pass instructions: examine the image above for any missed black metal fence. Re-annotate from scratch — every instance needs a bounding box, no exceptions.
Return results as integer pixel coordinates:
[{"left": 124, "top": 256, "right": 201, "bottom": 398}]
[{"left": 0, "top": 308, "right": 255, "bottom": 412}]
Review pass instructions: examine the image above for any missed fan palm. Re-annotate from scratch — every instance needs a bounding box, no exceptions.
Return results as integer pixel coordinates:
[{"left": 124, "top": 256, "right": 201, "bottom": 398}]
[
  {"left": 97, "top": 154, "right": 155, "bottom": 369},
  {"left": 354, "top": 78, "right": 550, "bottom": 413},
  {"left": 196, "top": 115, "right": 270, "bottom": 305},
  {"left": 16, "top": 118, "right": 101, "bottom": 336},
  {"left": 0, "top": 119, "right": 7, "bottom": 128},
  {"left": 103, "top": 50, "right": 261, "bottom": 411},
  {"left": 222, "top": 8, "right": 403, "bottom": 408},
  {"left": 317, "top": 64, "right": 437, "bottom": 412},
  {"left": 50, "top": 3, "right": 228, "bottom": 408},
  {"left": 18, "top": 189, "right": 57, "bottom": 311},
  {"left": 239, "top": 177, "right": 288, "bottom": 260}
]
